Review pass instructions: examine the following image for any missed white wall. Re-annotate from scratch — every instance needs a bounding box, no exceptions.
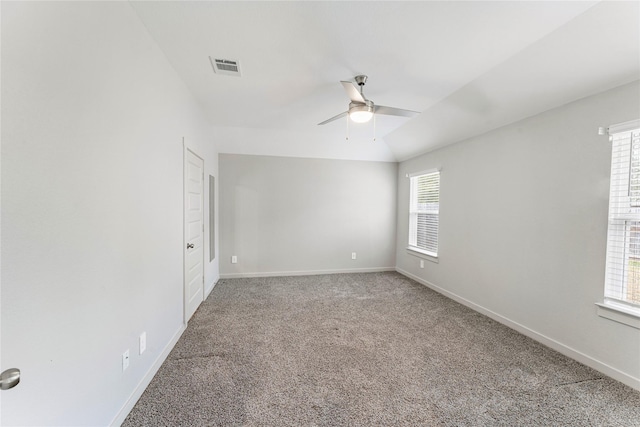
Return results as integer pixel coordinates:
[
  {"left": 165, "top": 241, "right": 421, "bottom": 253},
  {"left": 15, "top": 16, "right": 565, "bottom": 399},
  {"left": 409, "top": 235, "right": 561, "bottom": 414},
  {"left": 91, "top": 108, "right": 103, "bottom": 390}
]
[
  {"left": 219, "top": 154, "right": 397, "bottom": 277},
  {"left": 396, "top": 80, "right": 640, "bottom": 389},
  {"left": 1, "top": 2, "right": 218, "bottom": 425}
]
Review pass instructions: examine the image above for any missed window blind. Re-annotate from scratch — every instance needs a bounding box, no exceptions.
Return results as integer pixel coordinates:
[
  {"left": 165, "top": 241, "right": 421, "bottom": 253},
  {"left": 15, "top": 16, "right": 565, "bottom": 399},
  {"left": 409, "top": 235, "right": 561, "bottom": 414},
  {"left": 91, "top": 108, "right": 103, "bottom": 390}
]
[
  {"left": 409, "top": 171, "right": 440, "bottom": 256},
  {"left": 605, "top": 127, "right": 640, "bottom": 307}
]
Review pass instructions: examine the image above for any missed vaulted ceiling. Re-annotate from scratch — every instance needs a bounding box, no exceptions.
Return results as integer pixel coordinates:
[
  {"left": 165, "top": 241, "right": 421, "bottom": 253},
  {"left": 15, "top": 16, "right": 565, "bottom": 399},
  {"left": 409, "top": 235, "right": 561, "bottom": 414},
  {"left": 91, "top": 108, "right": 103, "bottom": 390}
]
[{"left": 131, "top": 1, "right": 640, "bottom": 162}]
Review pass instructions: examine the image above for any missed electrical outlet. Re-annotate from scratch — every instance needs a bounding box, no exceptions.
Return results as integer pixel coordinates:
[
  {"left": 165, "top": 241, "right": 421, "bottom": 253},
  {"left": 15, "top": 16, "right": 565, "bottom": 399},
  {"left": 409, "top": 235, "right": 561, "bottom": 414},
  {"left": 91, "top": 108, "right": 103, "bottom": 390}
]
[
  {"left": 139, "top": 332, "right": 147, "bottom": 355},
  {"left": 420, "top": 259, "right": 425, "bottom": 269},
  {"left": 231, "top": 255, "right": 237, "bottom": 264},
  {"left": 122, "top": 349, "right": 130, "bottom": 371},
  {"left": 351, "top": 252, "right": 357, "bottom": 260}
]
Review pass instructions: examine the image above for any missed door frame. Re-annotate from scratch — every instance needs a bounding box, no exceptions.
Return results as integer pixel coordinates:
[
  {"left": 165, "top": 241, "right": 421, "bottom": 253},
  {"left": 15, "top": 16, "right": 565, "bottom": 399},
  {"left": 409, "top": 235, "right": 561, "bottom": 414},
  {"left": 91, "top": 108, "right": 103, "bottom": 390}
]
[{"left": 183, "top": 142, "right": 205, "bottom": 324}]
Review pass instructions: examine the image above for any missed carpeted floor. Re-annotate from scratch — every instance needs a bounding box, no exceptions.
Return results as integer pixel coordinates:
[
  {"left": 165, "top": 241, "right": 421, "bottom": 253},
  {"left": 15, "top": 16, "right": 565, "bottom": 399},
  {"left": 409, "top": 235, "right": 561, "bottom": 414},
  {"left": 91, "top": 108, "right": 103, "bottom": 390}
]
[{"left": 123, "top": 272, "right": 640, "bottom": 426}]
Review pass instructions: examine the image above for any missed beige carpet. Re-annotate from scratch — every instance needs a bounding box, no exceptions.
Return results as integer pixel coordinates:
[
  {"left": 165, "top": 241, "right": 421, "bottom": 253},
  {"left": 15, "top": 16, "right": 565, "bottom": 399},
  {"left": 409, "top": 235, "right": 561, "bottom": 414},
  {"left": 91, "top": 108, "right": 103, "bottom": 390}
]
[{"left": 123, "top": 272, "right": 640, "bottom": 426}]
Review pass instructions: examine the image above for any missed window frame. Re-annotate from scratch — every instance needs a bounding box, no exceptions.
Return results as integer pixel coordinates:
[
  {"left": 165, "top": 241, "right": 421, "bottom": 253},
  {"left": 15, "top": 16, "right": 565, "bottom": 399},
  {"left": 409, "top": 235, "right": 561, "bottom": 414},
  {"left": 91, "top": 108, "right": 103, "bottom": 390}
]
[
  {"left": 407, "top": 169, "right": 440, "bottom": 260},
  {"left": 601, "top": 119, "right": 640, "bottom": 328}
]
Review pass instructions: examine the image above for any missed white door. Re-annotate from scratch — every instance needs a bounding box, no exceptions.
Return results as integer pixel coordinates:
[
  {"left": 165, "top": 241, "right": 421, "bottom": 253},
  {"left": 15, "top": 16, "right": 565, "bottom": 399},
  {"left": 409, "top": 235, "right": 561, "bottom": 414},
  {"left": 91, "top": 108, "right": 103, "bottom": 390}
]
[{"left": 184, "top": 148, "right": 204, "bottom": 322}]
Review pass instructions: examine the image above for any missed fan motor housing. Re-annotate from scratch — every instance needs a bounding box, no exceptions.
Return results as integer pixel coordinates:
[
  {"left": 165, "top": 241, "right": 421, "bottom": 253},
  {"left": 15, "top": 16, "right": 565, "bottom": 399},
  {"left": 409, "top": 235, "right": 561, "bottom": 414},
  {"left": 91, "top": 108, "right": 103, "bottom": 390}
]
[{"left": 349, "top": 100, "right": 374, "bottom": 110}]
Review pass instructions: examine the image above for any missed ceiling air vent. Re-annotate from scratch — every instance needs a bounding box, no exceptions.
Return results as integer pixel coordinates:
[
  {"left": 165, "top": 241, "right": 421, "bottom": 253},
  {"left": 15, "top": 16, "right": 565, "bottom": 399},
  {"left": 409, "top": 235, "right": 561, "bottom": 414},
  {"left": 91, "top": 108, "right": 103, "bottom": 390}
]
[{"left": 209, "top": 57, "right": 241, "bottom": 77}]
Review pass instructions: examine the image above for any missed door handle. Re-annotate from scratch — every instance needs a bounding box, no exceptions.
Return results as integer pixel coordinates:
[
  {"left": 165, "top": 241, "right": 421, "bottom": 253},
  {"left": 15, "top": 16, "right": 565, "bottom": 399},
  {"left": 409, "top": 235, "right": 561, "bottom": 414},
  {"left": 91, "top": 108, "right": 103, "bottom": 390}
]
[
  {"left": 187, "top": 243, "right": 194, "bottom": 249},
  {"left": 0, "top": 368, "right": 20, "bottom": 390}
]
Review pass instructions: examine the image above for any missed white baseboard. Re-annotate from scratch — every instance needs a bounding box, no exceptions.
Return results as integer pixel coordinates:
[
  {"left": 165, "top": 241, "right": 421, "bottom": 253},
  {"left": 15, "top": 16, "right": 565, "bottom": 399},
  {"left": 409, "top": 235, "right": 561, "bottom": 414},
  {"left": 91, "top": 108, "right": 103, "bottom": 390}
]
[
  {"left": 109, "top": 324, "right": 186, "bottom": 426},
  {"left": 396, "top": 268, "right": 640, "bottom": 392},
  {"left": 220, "top": 267, "right": 396, "bottom": 279}
]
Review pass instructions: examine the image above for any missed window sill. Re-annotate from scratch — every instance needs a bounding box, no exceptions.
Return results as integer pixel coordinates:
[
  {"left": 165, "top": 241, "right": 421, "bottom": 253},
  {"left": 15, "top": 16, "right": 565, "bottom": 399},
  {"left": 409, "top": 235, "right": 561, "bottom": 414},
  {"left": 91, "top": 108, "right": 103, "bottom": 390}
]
[
  {"left": 595, "top": 302, "right": 640, "bottom": 329},
  {"left": 406, "top": 247, "right": 439, "bottom": 264}
]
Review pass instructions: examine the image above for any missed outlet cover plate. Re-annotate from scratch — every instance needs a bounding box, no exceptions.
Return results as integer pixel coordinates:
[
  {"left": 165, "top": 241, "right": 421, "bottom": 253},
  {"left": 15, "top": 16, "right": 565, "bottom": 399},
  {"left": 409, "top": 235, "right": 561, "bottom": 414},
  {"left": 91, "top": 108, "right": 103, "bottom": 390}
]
[
  {"left": 122, "top": 350, "right": 130, "bottom": 371},
  {"left": 139, "top": 332, "right": 147, "bottom": 355}
]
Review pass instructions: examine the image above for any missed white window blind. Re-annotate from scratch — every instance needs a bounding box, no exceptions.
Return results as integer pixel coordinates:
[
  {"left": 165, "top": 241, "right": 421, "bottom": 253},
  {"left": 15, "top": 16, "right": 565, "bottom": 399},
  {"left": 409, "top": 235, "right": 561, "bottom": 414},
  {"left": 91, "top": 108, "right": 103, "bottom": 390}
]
[
  {"left": 408, "top": 171, "right": 440, "bottom": 257},
  {"left": 605, "top": 125, "right": 640, "bottom": 309}
]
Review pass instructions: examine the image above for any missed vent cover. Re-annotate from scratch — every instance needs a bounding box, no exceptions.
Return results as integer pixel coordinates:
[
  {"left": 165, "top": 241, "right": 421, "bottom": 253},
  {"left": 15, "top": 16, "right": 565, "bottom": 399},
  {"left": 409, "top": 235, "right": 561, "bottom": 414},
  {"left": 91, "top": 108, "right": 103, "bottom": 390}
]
[{"left": 209, "top": 57, "right": 241, "bottom": 77}]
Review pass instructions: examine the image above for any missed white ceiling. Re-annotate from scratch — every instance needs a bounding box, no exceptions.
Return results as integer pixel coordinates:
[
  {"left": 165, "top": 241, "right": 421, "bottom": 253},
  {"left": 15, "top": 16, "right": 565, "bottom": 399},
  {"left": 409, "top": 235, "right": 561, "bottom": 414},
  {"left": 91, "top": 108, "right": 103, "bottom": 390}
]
[{"left": 130, "top": 1, "right": 640, "bottom": 162}]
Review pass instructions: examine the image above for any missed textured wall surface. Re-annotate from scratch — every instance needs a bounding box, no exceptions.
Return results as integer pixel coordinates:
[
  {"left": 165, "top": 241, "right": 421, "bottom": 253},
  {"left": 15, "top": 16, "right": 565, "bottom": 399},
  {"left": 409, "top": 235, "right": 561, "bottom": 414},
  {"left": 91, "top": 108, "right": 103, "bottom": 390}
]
[
  {"left": 219, "top": 154, "right": 397, "bottom": 277},
  {"left": 1, "top": 2, "right": 218, "bottom": 425},
  {"left": 396, "top": 81, "right": 640, "bottom": 388}
]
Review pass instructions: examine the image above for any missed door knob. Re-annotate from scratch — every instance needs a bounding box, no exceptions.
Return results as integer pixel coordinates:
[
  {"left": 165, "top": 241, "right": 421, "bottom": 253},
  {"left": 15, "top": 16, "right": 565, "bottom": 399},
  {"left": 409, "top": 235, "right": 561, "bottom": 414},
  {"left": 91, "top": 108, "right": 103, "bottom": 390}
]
[
  {"left": 0, "top": 368, "right": 20, "bottom": 390},
  {"left": 187, "top": 243, "right": 194, "bottom": 249}
]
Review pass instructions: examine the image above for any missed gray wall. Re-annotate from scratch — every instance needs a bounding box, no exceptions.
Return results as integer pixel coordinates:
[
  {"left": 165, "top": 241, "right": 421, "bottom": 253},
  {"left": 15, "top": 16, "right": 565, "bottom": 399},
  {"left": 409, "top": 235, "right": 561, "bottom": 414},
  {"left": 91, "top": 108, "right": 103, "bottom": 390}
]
[
  {"left": 219, "top": 154, "right": 397, "bottom": 276},
  {"left": 396, "top": 80, "right": 640, "bottom": 388},
  {"left": 1, "top": 2, "right": 218, "bottom": 425}
]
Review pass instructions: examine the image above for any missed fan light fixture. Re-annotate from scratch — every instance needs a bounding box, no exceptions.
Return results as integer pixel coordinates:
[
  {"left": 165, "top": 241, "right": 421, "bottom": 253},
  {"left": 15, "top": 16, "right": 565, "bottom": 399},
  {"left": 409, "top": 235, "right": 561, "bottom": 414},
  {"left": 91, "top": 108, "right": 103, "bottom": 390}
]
[{"left": 349, "top": 101, "right": 374, "bottom": 123}]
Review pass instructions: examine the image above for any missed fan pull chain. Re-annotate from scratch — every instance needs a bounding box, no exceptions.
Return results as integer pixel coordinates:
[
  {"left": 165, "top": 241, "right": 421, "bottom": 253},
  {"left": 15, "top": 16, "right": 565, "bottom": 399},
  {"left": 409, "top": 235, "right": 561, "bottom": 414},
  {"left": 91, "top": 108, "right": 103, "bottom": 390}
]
[
  {"left": 346, "top": 114, "right": 349, "bottom": 141},
  {"left": 373, "top": 112, "right": 376, "bottom": 142}
]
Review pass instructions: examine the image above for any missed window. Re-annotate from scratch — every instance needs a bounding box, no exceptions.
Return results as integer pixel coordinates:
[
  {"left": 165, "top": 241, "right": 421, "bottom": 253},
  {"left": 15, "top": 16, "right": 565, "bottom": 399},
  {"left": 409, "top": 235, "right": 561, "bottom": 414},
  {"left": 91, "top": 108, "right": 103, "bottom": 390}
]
[
  {"left": 408, "top": 170, "right": 440, "bottom": 258},
  {"left": 604, "top": 120, "right": 640, "bottom": 317}
]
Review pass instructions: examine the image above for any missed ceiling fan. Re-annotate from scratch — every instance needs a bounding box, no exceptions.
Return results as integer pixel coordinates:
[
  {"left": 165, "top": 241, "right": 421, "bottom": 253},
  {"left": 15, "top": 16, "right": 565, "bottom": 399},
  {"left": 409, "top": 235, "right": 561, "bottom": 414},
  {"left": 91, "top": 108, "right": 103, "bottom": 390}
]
[{"left": 318, "top": 75, "right": 420, "bottom": 125}]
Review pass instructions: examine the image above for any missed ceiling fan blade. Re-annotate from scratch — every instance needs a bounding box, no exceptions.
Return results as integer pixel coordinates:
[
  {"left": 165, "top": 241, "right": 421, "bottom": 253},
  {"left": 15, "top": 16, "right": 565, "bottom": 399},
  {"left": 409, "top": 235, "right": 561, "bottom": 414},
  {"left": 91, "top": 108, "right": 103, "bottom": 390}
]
[
  {"left": 340, "top": 81, "right": 366, "bottom": 103},
  {"left": 374, "top": 105, "right": 420, "bottom": 118},
  {"left": 318, "top": 111, "right": 348, "bottom": 125}
]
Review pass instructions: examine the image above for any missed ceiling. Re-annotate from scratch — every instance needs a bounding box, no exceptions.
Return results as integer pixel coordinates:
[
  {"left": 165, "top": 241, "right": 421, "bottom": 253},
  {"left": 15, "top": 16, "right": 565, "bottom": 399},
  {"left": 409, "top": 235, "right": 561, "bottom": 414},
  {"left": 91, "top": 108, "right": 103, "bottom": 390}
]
[{"left": 130, "top": 1, "right": 640, "bottom": 162}]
